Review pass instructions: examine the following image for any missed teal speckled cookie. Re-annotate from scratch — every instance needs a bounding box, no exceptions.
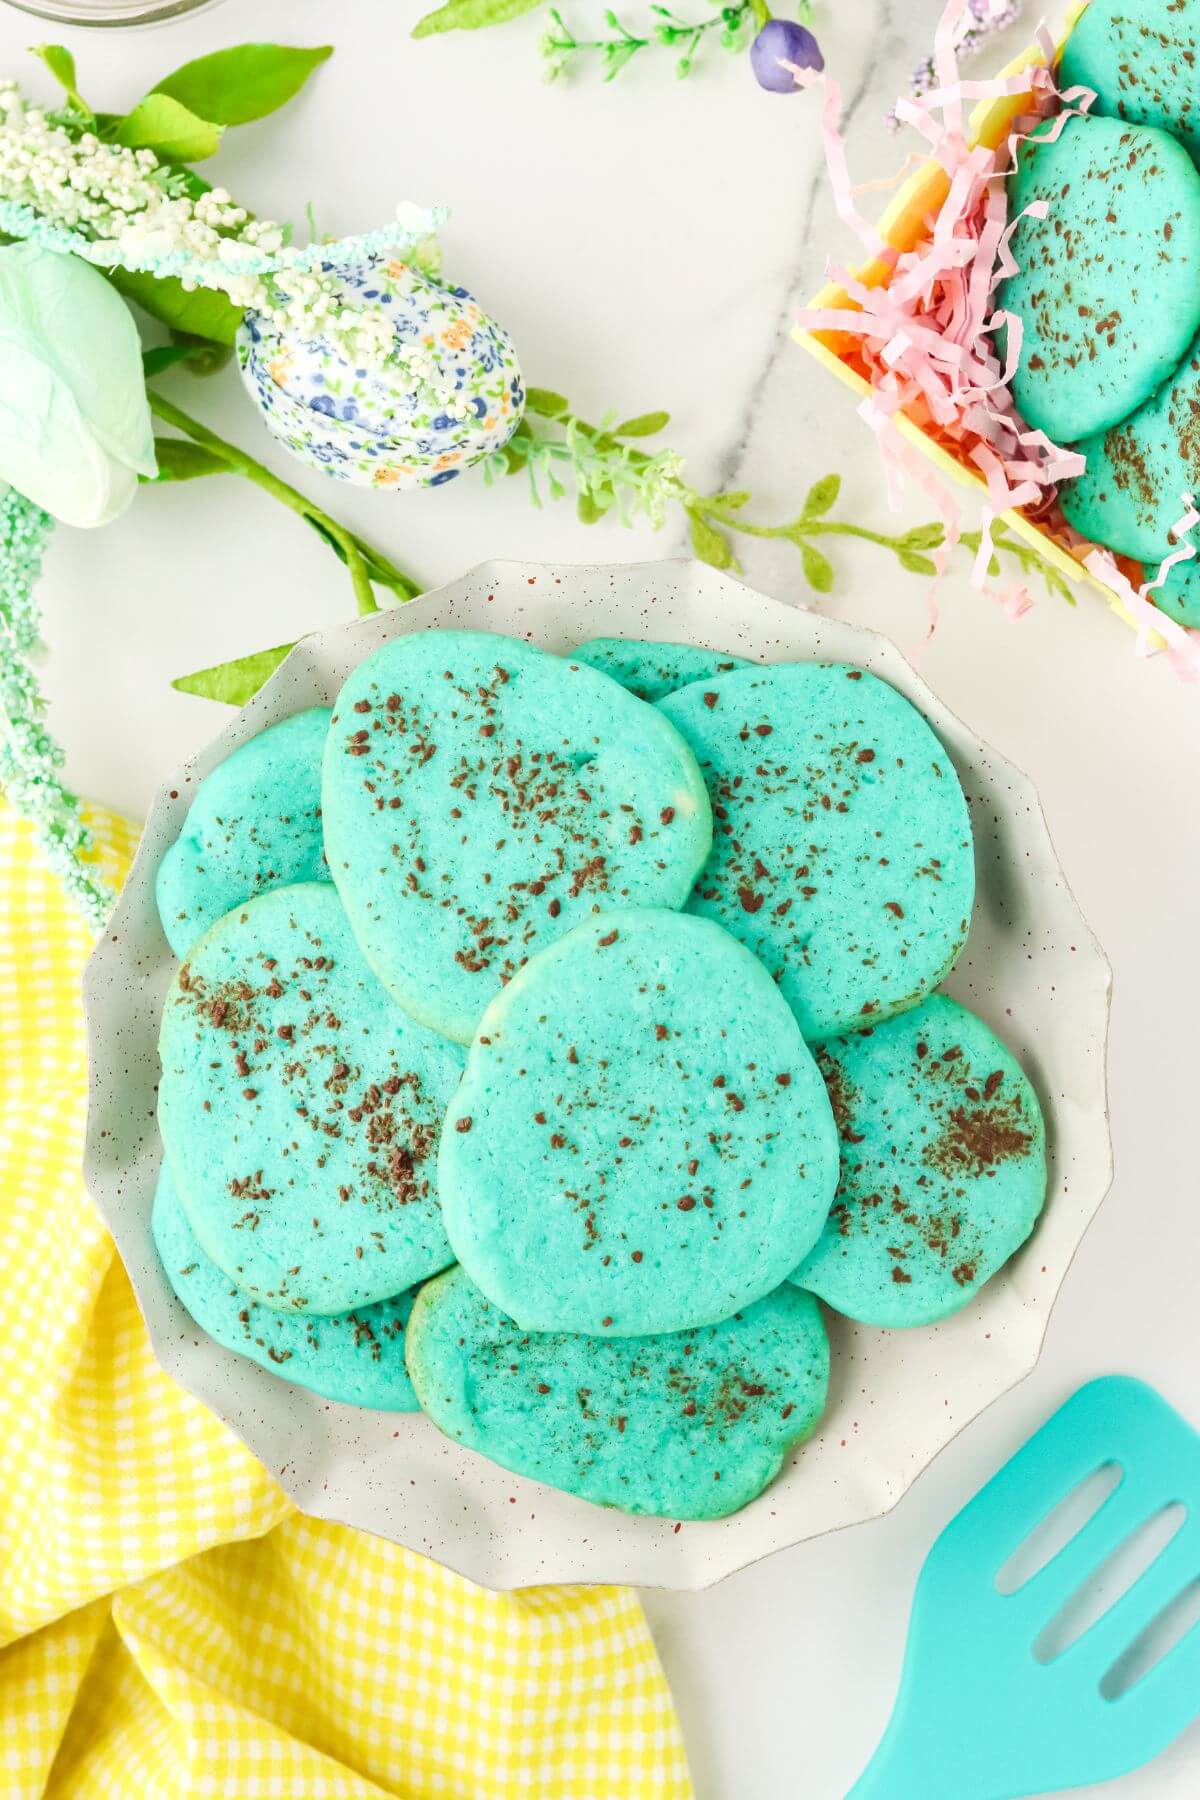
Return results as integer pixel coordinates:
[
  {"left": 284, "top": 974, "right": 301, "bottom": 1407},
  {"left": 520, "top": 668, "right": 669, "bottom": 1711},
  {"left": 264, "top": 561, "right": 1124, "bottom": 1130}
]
[
  {"left": 406, "top": 1265, "right": 830, "bottom": 1519},
  {"left": 790, "top": 995, "right": 1047, "bottom": 1327},
  {"left": 156, "top": 708, "right": 331, "bottom": 958},
  {"left": 152, "top": 1162, "right": 420, "bottom": 1409},
  {"left": 1059, "top": 335, "right": 1200, "bottom": 564},
  {"left": 1060, "top": 0, "right": 1200, "bottom": 166},
  {"left": 322, "top": 630, "right": 712, "bottom": 1045},
  {"left": 1151, "top": 556, "right": 1200, "bottom": 626},
  {"left": 659, "top": 664, "right": 974, "bottom": 1042},
  {"left": 571, "top": 637, "right": 751, "bottom": 702},
  {"left": 438, "top": 907, "right": 839, "bottom": 1337},
  {"left": 998, "top": 114, "right": 1200, "bottom": 442},
  {"left": 158, "top": 882, "right": 463, "bottom": 1314}
]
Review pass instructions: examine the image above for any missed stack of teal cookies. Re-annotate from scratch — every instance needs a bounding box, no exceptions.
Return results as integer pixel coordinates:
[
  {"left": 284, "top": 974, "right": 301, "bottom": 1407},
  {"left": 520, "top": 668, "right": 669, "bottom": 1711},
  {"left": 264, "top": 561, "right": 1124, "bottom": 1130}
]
[
  {"left": 999, "top": 0, "right": 1200, "bottom": 624},
  {"left": 154, "top": 628, "right": 1047, "bottom": 1521}
]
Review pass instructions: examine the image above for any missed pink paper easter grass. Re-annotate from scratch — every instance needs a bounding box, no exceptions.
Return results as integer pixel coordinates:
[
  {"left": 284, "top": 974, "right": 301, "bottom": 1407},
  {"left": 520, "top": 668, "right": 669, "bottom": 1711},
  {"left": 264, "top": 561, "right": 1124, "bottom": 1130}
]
[{"left": 793, "top": 0, "right": 1200, "bottom": 674}]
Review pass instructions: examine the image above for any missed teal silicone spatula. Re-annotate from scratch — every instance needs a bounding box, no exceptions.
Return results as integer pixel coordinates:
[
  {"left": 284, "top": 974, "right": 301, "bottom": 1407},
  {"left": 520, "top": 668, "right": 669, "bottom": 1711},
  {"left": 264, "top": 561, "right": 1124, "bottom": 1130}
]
[{"left": 849, "top": 1377, "right": 1200, "bottom": 1799}]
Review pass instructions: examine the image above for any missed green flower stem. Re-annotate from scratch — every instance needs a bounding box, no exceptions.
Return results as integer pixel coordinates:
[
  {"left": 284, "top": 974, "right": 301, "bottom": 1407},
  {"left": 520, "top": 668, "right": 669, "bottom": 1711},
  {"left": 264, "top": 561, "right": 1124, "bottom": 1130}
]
[
  {"left": 960, "top": 522, "right": 1077, "bottom": 604},
  {"left": 700, "top": 507, "right": 924, "bottom": 555},
  {"left": 529, "top": 411, "right": 925, "bottom": 560},
  {"left": 146, "top": 390, "right": 421, "bottom": 616},
  {"left": 542, "top": 0, "right": 753, "bottom": 80},
  {"left": 335, "top": 532, "right": 377, "bottom": 618},
  {"left": 513, "top": 394, "right": 1075, "bottom": 602}
]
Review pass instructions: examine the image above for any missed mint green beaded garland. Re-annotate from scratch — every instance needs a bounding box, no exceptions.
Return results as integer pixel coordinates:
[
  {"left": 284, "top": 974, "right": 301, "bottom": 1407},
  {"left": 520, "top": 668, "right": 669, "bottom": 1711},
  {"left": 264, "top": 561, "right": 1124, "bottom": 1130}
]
[{"left": 0, "top": 490, "right": 113, "bottom": 928}]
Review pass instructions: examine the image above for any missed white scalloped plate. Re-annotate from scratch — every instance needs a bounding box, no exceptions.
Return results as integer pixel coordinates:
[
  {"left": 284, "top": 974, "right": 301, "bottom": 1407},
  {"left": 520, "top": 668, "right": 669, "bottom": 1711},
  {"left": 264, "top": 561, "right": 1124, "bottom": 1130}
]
[{"left": 82, "top": 558, "right": 1112, "bottom": 1590}]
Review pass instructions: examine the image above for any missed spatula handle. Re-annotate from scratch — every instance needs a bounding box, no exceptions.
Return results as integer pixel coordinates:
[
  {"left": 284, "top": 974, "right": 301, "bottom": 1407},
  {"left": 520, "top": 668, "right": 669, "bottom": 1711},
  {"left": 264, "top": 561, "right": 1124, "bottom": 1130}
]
[
  {"left": 846, "top": 1740, "right": 927, "bottom": 1800},
  {"left": 846, "top": 1718, "right": 1006, "bottom": 1800}
]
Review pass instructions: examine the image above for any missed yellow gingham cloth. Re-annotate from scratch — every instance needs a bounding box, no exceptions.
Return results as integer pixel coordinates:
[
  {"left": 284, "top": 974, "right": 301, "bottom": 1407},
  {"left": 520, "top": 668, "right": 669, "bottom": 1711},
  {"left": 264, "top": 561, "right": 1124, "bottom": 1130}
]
[{"left": 0, "top": 798, "right": 694, "bottom": 1800}]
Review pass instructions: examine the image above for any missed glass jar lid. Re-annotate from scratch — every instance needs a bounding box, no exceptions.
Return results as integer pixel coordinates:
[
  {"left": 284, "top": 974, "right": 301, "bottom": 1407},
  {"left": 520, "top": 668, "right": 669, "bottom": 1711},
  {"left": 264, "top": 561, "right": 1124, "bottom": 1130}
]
[{"left": 3, "top": 0, "right": 221, "bottom": 24}]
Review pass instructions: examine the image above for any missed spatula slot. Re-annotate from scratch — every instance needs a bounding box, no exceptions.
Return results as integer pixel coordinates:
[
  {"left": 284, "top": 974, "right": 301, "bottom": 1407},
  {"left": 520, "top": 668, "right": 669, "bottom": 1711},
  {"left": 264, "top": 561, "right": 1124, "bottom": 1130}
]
[
  {"left": 1032, "top": 1502, "right": 1188, "bottom": 1665},
  {"left": 1099, "top": 1575, "right": 1200, "bottom": 1701},
  {"left": 995, "top": 1461, "right": 1124, "bottom": 1596}
]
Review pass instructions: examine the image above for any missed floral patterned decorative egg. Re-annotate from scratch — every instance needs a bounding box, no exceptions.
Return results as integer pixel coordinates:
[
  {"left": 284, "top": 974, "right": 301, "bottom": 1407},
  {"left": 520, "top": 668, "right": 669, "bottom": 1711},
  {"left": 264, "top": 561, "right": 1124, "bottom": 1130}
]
[{"left": 237, "top": 256, "right": 524, "bottom": 489}]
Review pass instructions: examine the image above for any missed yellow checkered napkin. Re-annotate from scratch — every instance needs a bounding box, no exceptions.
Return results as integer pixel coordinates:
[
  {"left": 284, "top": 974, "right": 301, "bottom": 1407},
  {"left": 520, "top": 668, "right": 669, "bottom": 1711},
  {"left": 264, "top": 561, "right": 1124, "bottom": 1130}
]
[{"left": 0, "top": 799, "right": 693, "bottom": 1800}]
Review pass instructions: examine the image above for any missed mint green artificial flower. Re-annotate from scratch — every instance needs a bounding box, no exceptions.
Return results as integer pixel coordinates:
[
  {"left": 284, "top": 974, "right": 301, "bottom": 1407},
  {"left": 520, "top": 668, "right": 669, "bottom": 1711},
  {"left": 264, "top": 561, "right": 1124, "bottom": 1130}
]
[{"left": 0, "top": 243, "right": 155, "bottom": 527}]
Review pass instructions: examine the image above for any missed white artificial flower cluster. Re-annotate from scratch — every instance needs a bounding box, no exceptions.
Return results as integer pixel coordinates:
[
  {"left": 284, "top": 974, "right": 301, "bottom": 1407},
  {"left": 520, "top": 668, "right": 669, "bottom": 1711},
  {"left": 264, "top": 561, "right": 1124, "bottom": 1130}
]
[
  {"left": 0, "top": 81, "right": 277, "bottom": 307},
  {"left": 0, "top": 79, "right": 425, "bottom": 372},
  {"left": 257, "top": 264, "right": 397, "bottom": 370}
]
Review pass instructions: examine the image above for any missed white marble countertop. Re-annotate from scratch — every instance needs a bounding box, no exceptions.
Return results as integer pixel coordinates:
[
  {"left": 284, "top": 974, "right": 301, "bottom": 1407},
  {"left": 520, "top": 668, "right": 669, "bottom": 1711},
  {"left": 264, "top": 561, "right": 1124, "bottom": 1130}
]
[{"left": 6, "top": 0, "right": 1200, "bottom": 1792}]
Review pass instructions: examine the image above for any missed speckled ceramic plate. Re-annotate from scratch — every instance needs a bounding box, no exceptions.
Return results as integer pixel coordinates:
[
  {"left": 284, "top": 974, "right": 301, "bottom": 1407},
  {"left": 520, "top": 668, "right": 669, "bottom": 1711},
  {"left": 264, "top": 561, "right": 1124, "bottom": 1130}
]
[{"left": 82, "top": 558, "right": 1113, "bottom": 1591}]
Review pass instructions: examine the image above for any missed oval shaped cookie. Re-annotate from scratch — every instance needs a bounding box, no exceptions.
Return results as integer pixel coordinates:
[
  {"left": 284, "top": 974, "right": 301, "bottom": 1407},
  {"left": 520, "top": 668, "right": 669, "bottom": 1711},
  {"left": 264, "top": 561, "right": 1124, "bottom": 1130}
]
[
  {"left": 438, "top": 907, "right": 839, "bottom": 1336},
  {"left": 158, "top": 882, "right": 464, "bottom": 1313},
  {"left": 571, "top": 637, "right": 751, "bottom": 702},
  {"left": 1059, "top": 334, "right": 1200, "bottom": 563},
  {"left": 322, "top": 629, "right": 712, "bottom": 1044},
  {"left": 790, "top": 995, "right": 1047, "bottom": 1326},
  {"left": 1151, "top": 555, "right": 1200, "bottom": 626},
  {"left": 1060, "top": 0, "right": 1200, "bottom": 166},
  {"left": 998, "top": 113, "right": 1200, "bottom": 442},
  {"left": 156, "top": 707, "right": 331, "bottom": 958},
  {"left": 406, "top": 1265, "right": 830, "bottom": 1518},
  {"left": 659, "top": 663, "right": 974, "bottom": 1042},
  {"left": 152, "top": 1162, "right": 420, "bottom": 1409}
]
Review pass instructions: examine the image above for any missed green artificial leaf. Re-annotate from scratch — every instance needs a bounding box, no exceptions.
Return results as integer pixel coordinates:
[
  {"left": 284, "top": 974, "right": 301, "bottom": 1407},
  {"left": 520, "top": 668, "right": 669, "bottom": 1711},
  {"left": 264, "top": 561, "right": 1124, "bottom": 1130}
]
[
  {"left": 800, "top": 543, "right": 835, "bottom": 592},
  {"left": 413, "top": 0, "right": 542, "bottom": 36},
  {"left": 141, "top": 344, "right": 196, "bottom": 377},
  {"left": 708, "top": 490, "right": 750, "bottom": 513},
  {"left": 903, "top": 521, "right": 946, "bottom": 550},
  {"left": 1045, "top": 566, "right": 1077, "bottom": 606},
  {"left": 168, "top": 330, "right": 233, "bottom": 376},
  {"left": 108, "top": 266, "right": 243, "bottom": 345},
  {"left": 577, "top": 490, "right": 609, "bottom": 524},
  {"left": 173, "top": 641, "right": 296, "bottom": 704},
  {"left": 524, "top": 387, "right": 570, "bottom": 419},
  {"left": 152, "top": 43, "right": 333, "bottom": 128},
  {"left": 604, "top": 38, "right": 642, "bottom": 79},
  {"left": 689, "top": 511, "right": 734, "bottom": 571},
  {"left": 114, "top": 93, "right": 223, "bottom": 161},
  {"left": 612, "top": 410, "right": 670, "bottom": 438},
  {"left": 802, "top": 473, "right": 841, "bottom": 519},
  {"left": 30, "top": 43, "right": 91, "bottom": 117},
  {"left": 148, "top": 438, "right": 230, "bottom": 481},
  {"left": 142, "top": 337, "right": 231, "bottom": 379},
  {"left": 173, "top": 167, "right": 215, "bottom": 200},
  {"left": 897, "top": 549, "right": 937, "bottom": 576}
]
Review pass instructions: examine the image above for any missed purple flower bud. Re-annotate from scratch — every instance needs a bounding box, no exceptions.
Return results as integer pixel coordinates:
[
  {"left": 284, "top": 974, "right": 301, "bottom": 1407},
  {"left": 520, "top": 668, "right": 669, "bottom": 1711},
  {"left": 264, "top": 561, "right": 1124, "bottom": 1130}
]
[{"left": 750, "top": 18, "right": 824, "bottom": 92}]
